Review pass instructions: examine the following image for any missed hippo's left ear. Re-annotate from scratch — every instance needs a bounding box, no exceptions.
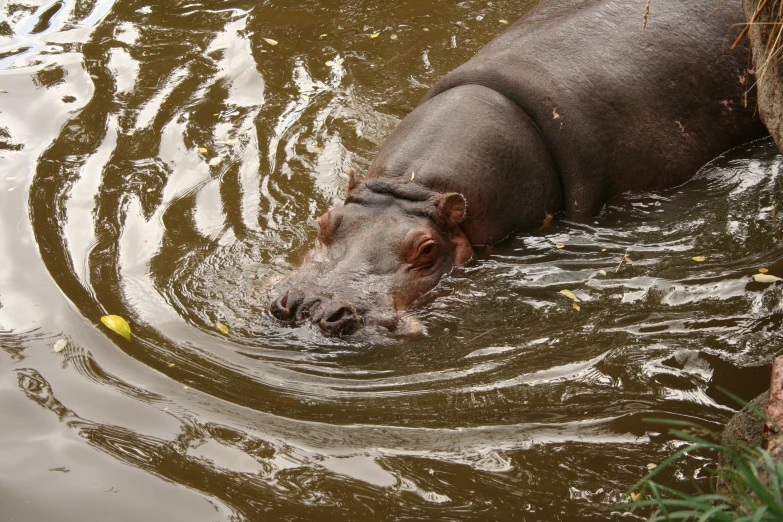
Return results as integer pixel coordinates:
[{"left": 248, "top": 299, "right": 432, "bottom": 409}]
[{"left": 436, "top": 193, "right": 467, "bottom": 227}]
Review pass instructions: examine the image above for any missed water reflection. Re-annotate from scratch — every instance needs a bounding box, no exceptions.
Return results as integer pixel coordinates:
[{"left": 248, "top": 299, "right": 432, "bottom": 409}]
[{"left": 0, "top": 0, "right": 782, "bottom": 519}]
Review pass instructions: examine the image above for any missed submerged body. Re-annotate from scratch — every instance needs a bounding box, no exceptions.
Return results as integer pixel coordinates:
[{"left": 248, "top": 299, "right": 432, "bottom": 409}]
[{"left": 269, "top": 0, "right": 767, "bottom": 335}]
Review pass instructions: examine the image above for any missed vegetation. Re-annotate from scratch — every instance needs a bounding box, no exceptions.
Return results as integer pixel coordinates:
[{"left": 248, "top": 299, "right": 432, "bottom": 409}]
[{"left": 613, "top": 393, "right": 783, "bottom": 521}]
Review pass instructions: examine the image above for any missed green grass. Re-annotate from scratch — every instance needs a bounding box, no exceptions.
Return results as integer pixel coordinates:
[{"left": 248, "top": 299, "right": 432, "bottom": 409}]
[{"left": 612, "top": 392, "right": 783, "bottom": 521}]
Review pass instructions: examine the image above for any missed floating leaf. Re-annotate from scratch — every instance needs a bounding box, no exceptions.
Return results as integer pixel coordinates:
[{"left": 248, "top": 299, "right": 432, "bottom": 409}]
[
  {"left": 630, "top": 492, "right": 641, "bottom": 502},
  {"left": 183, "top": 386, "right": 189, "bottom": 389},
  {"left": 263, "top": 38, "right": 278, "bottom": 46},
  {"left": 753, "top": 273, "right": 782, "bottom": 283},
  {"left": 499, "top": 19, "right": 509, "bottom": 24},
  {"left": 759, "top": 267, "right": 769, "bottom": 273},
  {"left": 53, "top": 339, "right": 68, "bottom": 353},
  {"left": 646, "top": 463, "right": 656, "bottom": 470},
  {"left": 101, "top": 315, "right": 131, "bottom": 341},
  {"left": 216, "top": 322, "right": 229, "bottom": 334},
  {"left": 319, "top": 33, "right": 328, "bottom": 39},
  {"left": 691, "top": 256, "right": 705, "bottom": 262},
  {"left": 208, "top": 157, "right": 222, "bottom": 166},
  {"left": 300, "top": 94, "right": 309, "bottom": 102},
  {"left": 337, "top": 58, "right": 344, "bottom": 65},
  {"left": 601, "top": 248, "right": 607, "bottom": 252},
  {"left": 599, "top": 269, "right": 607, "bottom": 276},
  {"left": 555, "top": 243, "right": 565, "bottom": 249},
  {"left": 572, "top": 302, "right": 580, "bottom": 311},
  {"left": 390, "top": 34, "right": 398, "bottom": 40},
  {"left": 623, "top": 255, "right": 632, "bottom": 263},
  {"left": 560, "top": 289, "right": 578, "bottom": 301},
  {"left": 325, "top": 60, "right": 334, "bottom": 66},
  {"left": 370, "top": 32, "right": 380, "bottom": 38},
  {"left": 198, "top": 147, "right": 208, "bottom": 153},
  {"left": 167, "top": 362, "right": 175, "bottom": 368},
  {"left": 410, "top": 171, "right": 415, "bottom": 181}
]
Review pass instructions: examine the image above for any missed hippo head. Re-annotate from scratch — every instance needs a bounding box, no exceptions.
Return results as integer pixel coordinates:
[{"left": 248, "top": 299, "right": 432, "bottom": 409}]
[{"left": 269, "top": 174, "right": 474, "bottom": 336}]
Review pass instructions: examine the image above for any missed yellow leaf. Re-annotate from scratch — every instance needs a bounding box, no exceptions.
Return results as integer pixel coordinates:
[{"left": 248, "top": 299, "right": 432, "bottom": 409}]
[
  {"left": 754, "top": 273, "right": 783, "bottom": 283},
  {"left": 183, "top": 386, "right": 189, "bottom": 389},
  {"left": 410, "top": 171, "right": 416, "bottom": 181},
  {"left": 53, "top": 339, "right": 67, "bottom": 353},
  {"left": 263, "top": 38, "right": 278, "bottom": 46},
  {"left": 630, "top": 492, "right": 641, "bottom": 502},
  {"left": 216, "top": 322, "right": 229, "bottom": 334},
  {"left": 101, "top": 315, "right": 131, "bottom": 341},
  {"left": 300, "top": 94, "right": 310, "bottom": 102},
  {"left": 209, "top": 157, "right": 222, "bottom": 166},
  {"left": 692, "top": 256, "right": 705, "bottom": 262},
  {"left": 167, "top": 362, "right": 175, "bottom": 368},
  {"left": 337, "top": 58, "right": 344, "bottom": 65},
  {"left": 319, "top": 33, "right": 328, "bottom": 39},
  {"left": 499, "top": 19, "right": 509, "bottom": 24},
  {"left": 555, "top": 243, "right": 565, "bottom": 249},
  {"left": 370, "top": 32, "right": 380, "bottom": 38},
  {"left": 198, "top": 147, "right": 208, "bottom": 153},
  {"left": 601, "top": 248, "right": 607, "bottom": 252},
  {"left": 759, "top": 268, "right": 769, "bottom": 273},
  {"left": 572, "top": 302, "right": 580, "bottom": 311},
  {"left": 646, "top": 463, "right": 656, "bottom": 470},
  {"left": 325, "top": 60, "right": 334, "bottom": 66},
  {"left": 560, "top": 289, "right": 578, "bottom": 301},
  {"left": 390, "top": 34, "right": 398, "bottom": 40}
]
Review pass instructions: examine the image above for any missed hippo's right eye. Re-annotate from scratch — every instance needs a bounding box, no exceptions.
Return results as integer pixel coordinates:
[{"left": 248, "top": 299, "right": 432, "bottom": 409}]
[{"left": 411, "top": 239, "right": 439, "bottom": 269}]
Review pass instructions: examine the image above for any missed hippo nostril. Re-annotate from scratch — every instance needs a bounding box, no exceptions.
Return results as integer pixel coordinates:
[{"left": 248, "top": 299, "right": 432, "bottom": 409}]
[
  {"left": 318, "top": 301, "right": 361, "bottom": 336},
  {"left": 269, "top": 289, "right": 304, "bottom": 322}
]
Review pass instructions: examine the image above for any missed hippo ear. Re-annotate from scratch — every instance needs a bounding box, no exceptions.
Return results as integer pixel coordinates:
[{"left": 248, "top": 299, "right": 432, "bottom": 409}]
[
  {"left": 436, "top": 193, "right": 467, "bottom": 227},
  {"left": 346, "top": 169, "right": 362, "bottom": 197}
]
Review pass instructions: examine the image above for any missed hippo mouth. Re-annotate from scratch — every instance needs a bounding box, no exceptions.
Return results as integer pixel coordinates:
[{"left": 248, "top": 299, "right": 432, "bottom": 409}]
[{"left": 269, "top": 290, "right": 418, "bottom": 336}]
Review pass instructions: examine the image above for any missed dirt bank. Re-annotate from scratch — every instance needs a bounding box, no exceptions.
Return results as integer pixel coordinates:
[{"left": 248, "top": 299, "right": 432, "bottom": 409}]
[{"left": 742, "top": 0, "right": 783, "bottom": 152}]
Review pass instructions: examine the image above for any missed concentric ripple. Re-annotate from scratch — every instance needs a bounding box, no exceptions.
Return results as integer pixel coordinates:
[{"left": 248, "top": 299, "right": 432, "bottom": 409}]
[{"left": 1, "top": 0, "right": 782, "bottom": 519}]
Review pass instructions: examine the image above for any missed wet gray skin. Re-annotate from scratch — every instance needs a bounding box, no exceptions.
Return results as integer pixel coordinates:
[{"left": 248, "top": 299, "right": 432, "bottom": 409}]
[{"left": 269, "top": 178, "right": 472, "bottom": 335}]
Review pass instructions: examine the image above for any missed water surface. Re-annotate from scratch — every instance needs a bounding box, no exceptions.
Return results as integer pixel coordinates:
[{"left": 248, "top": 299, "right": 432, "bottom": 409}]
[{"left": 1, "top": 0, "right": 782, "bottom": 520}]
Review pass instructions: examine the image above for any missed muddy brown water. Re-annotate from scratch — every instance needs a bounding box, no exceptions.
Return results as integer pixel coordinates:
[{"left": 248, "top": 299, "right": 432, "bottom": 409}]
[{"left": 1, "top": 0, "right": 782, "bottom": 520}]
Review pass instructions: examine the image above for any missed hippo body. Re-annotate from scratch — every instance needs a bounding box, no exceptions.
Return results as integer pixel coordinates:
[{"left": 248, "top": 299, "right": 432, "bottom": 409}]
[{"left": 270, "top": 0, "right": 767, "bottom": 335}]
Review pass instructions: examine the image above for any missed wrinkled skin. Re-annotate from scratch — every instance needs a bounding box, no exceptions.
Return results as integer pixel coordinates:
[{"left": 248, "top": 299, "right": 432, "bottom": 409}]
[
  {"left": 269, "top": 0, "right": 768, "bottom": 335},
  {"left": 269, "top": 178, "right": 473, "bottom": 335}
]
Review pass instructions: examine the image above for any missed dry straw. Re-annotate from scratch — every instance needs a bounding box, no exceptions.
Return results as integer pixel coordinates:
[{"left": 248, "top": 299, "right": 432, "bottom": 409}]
[{"left": 732, "top": 0, "right": 783, "bottom": 87}]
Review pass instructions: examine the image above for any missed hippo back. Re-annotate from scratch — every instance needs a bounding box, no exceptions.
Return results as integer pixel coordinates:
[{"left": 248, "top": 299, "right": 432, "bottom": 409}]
[{"left": 423, "top": 0, "right": 767, "bottom": 216}]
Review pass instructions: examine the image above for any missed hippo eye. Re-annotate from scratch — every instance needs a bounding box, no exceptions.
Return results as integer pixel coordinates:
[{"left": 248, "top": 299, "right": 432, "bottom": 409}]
[
  {"left": 318, "top": 213, "right": 343, "bottom": 246},
  {"left": 413, "top": 239, "right": 438, "bottom": 267}
]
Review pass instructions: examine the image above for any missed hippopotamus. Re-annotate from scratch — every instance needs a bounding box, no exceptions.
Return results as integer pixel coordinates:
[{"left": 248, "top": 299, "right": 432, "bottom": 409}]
[{"left": 269, "top": 0, "right": 767, "bottom": 335}]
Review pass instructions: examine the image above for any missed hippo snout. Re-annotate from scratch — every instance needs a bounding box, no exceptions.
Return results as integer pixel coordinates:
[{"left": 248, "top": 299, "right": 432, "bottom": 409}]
[{"left": 270, "top": 290, "right": 362, "bottom": 336}]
